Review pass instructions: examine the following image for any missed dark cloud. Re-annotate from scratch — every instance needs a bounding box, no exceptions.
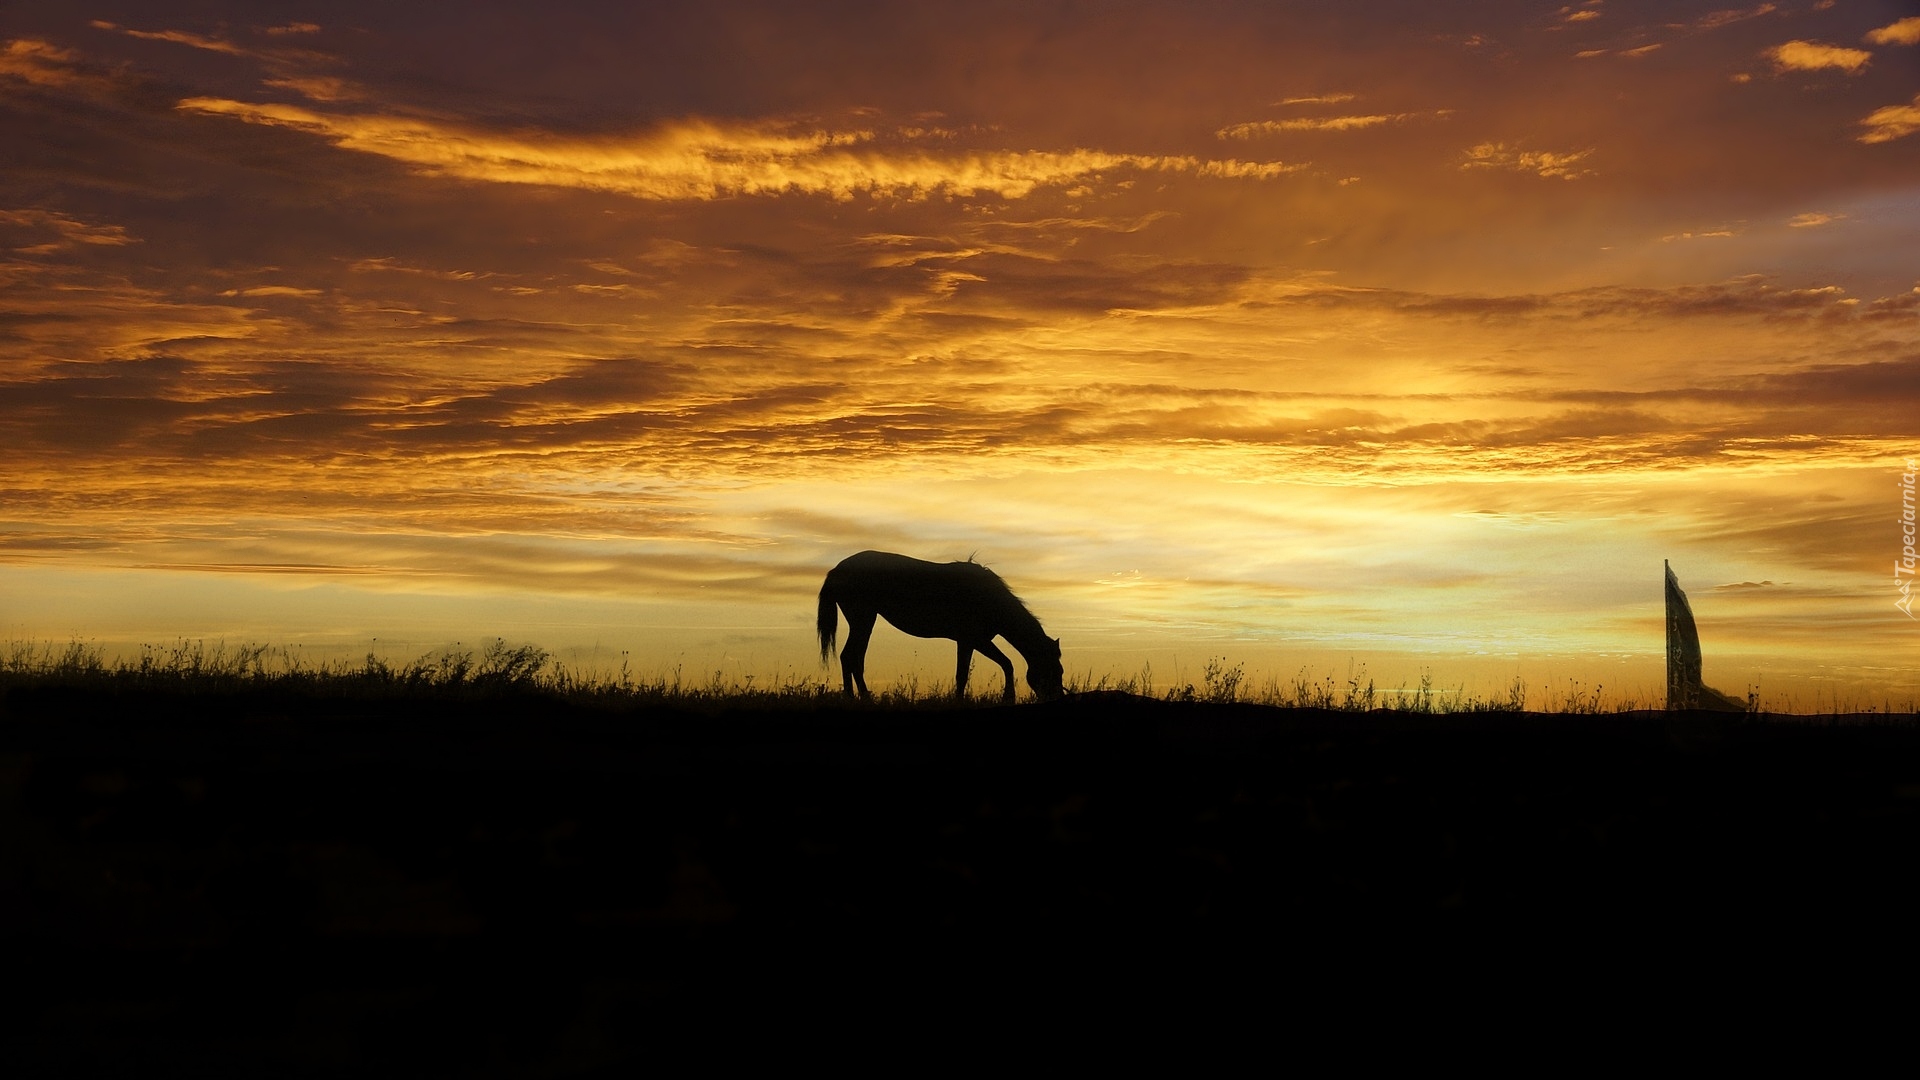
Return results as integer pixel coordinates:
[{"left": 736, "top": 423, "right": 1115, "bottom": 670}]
[
  {"left": 0, "top": 354, "right": 203, "bottom": 449},
  {"left": 1752, "top": 354, "right": 1920, "bottom": 401}
]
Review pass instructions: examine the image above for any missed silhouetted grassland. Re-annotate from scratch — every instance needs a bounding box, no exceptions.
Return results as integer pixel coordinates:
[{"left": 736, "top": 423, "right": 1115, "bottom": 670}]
[
  {"left": 12, "top": 638, "right": 1902, "bottom": 716},
  {"left": 2, "top": 637, "right": 841, "bottom": 711},
  {"left": 6, "top": 637, "right": 1920, "bottom": 1069}
]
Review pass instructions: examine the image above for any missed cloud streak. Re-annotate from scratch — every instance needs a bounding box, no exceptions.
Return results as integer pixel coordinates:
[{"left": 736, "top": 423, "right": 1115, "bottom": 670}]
[
  {"left": 178, "top": 99, "right": 1303, "bottom": 201},
  {"left": 0, "top": 208, "right": 139, "bottom": 249},
  {"left": 1217, "top": 111, "right": 1447, "bottom": 139},
  {"left": 1458, "top": 142, "right": 1595, "bottom": 179},
  {"left": 89, "top": 20, "right": 249, "bottom": 56},
  {"left": 0, "top": 38, "right": 101, "bottom": 91}
]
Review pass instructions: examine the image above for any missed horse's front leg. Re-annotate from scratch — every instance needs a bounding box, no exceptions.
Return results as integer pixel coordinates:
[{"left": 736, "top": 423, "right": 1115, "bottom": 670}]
[
  {"left": 953, "top": 641, "right": 973, "bottom": 700},
  {"left": 976, "top": 641, "right": 1017, "bottom": 703}
]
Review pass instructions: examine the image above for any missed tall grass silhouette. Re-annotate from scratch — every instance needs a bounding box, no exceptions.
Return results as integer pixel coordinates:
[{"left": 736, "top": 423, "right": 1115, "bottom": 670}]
[{"left": 5, "top": 639, "right": 1909, "bottom": 717}]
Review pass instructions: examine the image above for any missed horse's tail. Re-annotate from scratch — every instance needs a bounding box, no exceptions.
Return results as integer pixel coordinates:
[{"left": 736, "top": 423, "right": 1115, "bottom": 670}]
[{"left": 816, "top": 572, "right": 840, "bottom": 665}]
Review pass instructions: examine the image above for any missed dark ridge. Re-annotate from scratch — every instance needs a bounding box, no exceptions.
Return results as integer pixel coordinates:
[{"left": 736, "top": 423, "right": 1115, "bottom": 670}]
[{"left": 7, "top": 686, "right": 1920, "bottom": 1066}]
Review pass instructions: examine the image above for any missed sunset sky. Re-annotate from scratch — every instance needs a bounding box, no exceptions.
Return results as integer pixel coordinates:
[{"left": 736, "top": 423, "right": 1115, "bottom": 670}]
[{"left": 4, "top": 1, "right": 1918, "bottom": 707}]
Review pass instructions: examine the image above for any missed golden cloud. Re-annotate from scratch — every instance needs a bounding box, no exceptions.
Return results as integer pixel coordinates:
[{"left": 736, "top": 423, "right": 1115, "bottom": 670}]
[
  {"left": 1690, "top": 4, "right": 1777, "bottom": 31},
  {"left": 1858, "top": 94, "right": 1920, "bottom": 144},
  {"left": 218, "top": 285, "right": 324, "bottom": 298},
  {"left": 1459, "top": 142, "right": 1594, "bottom": 180},
  {"left": 1187, "top": 159, "right": 1307, "bottom": 180},
  {"left": 0, "top": 39, "right": 93, "bottom": 90},
  {"left": 0, "top": 208, "right": 139, "bottom": 247},
  {"left": 1661, "top": 228, "right": 1738, "bottom": 242},
  {"left": 176, "top": 99, "right": 1303, "bottom": 200},
  {"left": 1575, "top": 44, "right": 1660, "bottom": 59},
  {"left": 262, "top": 75, "right": 366, "bottom": 103},
  {"left": 1766, "top": 40, "right": 1871, "bottom": 73},
  {"left": 1217, "top": 112, "right": 1445, "bottom": 139},
  {"left": 89, "top": 20, "right": 249, "bottom": 56},
  {"left": 346, "top": 257, "right": 481, "bottom": 281},
  {"left": 1865, "top": 17, "right": 1920, "bottom": 46},
  {"left": 1786, "top": 211, "right": 1844, "bottom": 228}
]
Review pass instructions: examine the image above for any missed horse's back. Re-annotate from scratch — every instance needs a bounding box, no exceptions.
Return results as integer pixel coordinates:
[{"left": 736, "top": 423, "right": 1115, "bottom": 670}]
[
  {"left": 828, "top": 550, "right": 1000, "bottom": 604},
  {"left": 834, "top": 550, "right": 933, "bottom": 575},
  {"left": 834, "top": 549, "right": 983, "bottom": 583}
]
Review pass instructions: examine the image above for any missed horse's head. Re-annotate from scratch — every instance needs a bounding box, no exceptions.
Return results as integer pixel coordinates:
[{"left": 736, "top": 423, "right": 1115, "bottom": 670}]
[{"left": 1027, "top": 636, "right": 1065, "bottom": 700}]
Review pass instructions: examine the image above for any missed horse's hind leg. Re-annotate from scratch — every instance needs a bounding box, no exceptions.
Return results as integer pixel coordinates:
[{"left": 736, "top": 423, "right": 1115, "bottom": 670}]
[
  {"left": 954, "top": 642, "right": 973, "bottom": 700},
  {"left": 841, "top": 609, "right": 877, "bottom": 699},
  {"left": 976, "top": 640, "right": 1017, "bottom": 703}
]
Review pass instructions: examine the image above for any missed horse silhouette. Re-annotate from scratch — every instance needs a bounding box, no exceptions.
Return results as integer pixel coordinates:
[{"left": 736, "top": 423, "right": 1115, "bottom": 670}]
[{"left": 817, "top": 550, "right": 1065, "bottom": 702}]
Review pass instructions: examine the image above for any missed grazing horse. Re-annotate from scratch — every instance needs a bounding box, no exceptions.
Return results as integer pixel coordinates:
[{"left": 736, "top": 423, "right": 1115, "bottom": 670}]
[{"left": 817, "top": 550, "right": 1065, "bottom": 702}]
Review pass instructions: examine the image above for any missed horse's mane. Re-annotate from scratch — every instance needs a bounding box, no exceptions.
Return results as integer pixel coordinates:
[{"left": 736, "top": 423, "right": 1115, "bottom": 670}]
[{"left": 953, "top": 558, "right": 1036, "bottom": 619}]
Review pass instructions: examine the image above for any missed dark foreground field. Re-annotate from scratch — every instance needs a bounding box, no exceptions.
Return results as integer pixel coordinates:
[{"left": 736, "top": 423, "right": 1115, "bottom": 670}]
[{"left": 6, "top": 686, "right": 1920, "bottom": 1068}]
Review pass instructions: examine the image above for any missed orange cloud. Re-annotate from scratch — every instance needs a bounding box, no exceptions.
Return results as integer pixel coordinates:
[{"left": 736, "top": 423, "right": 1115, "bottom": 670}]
[
  {"left": 1189, "top": 159, "right": 1307, "bottom": 180},
  {"left": 218, "top": 285, "right": 324, "bottom": 298},
  {"left": 0, "top": 208, "right": 139, "bottom": 247},
  {"left": 1459, "top": 142, "right": 1594, "bottom": 179},
  {"left": 1689, "top": 4, "right": 1777, "bottom": 31},
  {"left": 177, "top": 99, "right": 1304, "bottom": 200},
  {"left": 1272, "top": 93, "right": 1357, "bottom": 106},
  {"left": 1865, "top": 17, "right": 1920, "bottom": 46},
  {"left": 347, "top": 257, "right": 481, "bottom": 280},
  {"left": 0, "top": 39, "right": 93, "bottom": 90},
  {"left": 1661, "top": 228, "right": 1738, "bottom": 242},
  {"left": 1217, "top": 112, "right": 1446, "bottom": 139},
  {"left": 1858, "top": 94, "right": 1920, "bottom": 144},
  {"left": 262, "top": 75, "right": 366, "bottom": 103},
  {"left": 1766, "top": 40, "right": 1871, "bottom": 74},
  {"left": 89, "top": 20, "right": 249, "bottom": 56}
]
